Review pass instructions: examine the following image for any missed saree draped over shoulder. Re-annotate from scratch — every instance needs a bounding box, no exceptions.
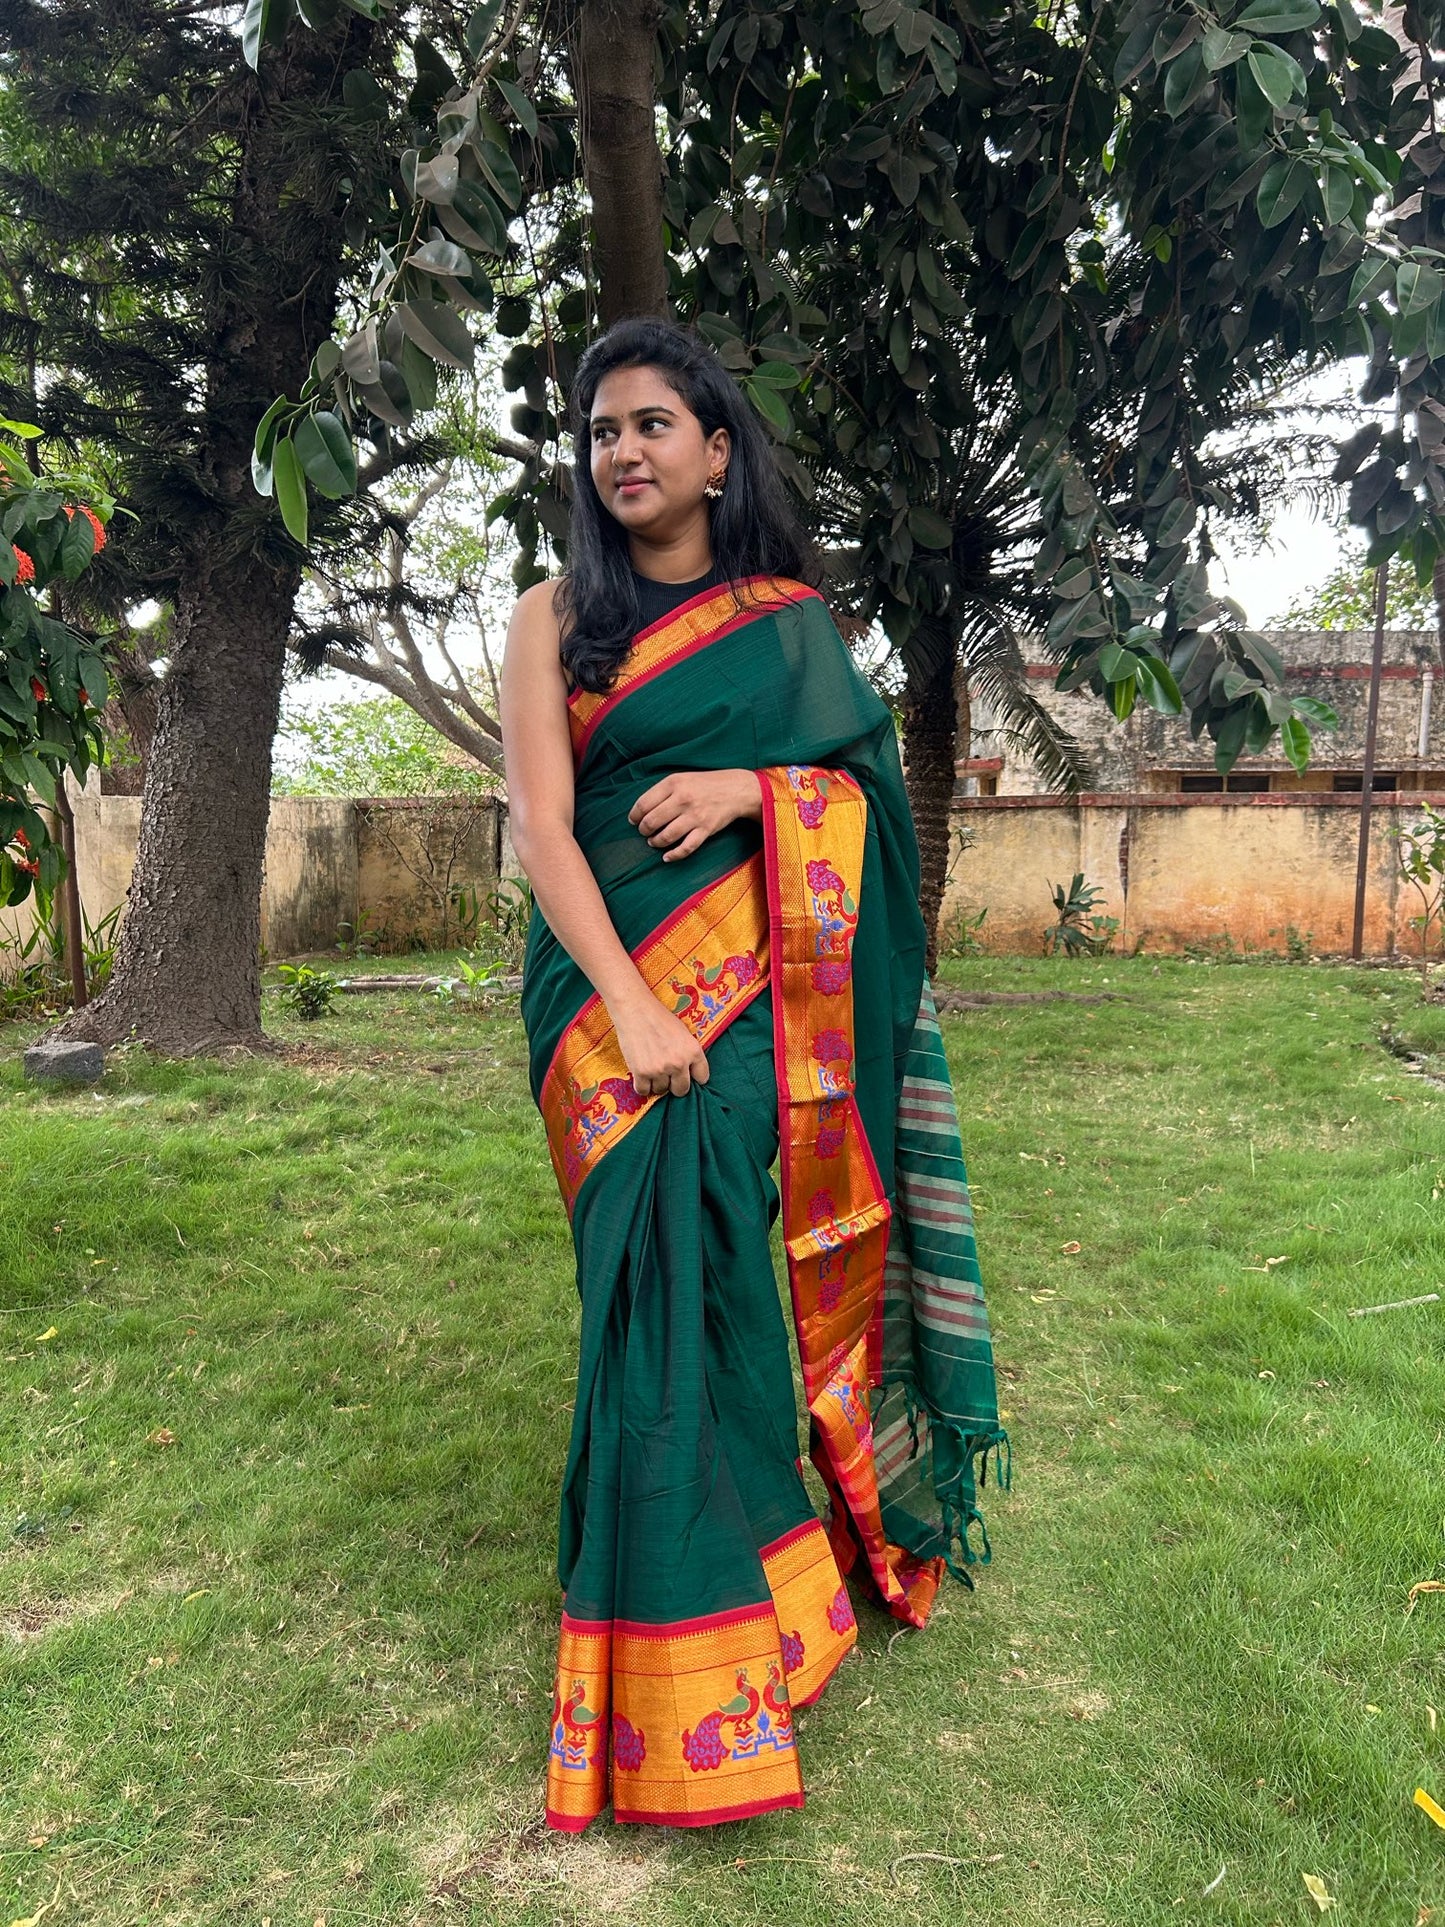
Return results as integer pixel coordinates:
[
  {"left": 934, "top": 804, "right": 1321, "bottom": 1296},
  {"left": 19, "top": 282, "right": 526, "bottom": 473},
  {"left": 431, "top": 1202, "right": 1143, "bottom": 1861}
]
[{"left": 521, "top": 577, "right": 1008, "bottom": 1832}]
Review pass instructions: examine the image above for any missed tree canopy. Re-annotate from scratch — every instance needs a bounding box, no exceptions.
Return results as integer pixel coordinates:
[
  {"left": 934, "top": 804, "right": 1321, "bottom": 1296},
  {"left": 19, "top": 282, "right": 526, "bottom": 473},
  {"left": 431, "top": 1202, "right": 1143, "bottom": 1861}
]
[{"left": 259, "top": 0, "right": 1444, "bottom": 785}]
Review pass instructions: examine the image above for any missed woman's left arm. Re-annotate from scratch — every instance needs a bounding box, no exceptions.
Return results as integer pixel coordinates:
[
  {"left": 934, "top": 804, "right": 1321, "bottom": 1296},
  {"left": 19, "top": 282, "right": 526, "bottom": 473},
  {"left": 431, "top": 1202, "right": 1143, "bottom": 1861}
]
[{"left": 628, "top": 769, "right": 762, "bottom": 861}]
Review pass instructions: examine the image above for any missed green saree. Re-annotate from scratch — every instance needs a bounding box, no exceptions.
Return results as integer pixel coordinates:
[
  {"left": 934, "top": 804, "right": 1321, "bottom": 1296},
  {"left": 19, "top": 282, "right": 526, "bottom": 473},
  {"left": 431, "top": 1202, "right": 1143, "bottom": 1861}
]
[{"left": 521, "top": 577, "right": 1007, "bottom": 1831}]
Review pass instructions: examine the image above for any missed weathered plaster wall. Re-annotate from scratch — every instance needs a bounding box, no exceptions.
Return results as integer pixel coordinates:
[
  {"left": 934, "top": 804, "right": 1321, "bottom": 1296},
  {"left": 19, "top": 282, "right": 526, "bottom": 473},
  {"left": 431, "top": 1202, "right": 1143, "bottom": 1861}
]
[
  {"left": 945, "top": 792, "right": 1434, "bottom": 955},
  {"left": 1, "top": 794, "right": 517, "bottom": 964}
]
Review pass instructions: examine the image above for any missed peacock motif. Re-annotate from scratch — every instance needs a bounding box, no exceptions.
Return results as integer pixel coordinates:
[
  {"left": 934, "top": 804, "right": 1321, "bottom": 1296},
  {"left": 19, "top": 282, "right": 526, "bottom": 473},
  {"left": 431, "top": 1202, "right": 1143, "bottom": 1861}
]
[
  {"left": 827, "top": 1585, "right": 856, "bottom": 1635},
  {"left": 549, "top": 1676, "right": 605, "bottom": 1773},
  {"left": 681, "top": 1665, "right": 797, "bottom": 1772}
]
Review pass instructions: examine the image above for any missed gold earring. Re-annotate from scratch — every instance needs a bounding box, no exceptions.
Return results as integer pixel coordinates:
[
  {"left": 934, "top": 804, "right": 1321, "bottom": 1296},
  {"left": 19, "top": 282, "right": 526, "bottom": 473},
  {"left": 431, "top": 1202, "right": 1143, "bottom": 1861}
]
[{"left": 704, "top": 474, "right": 726, "bottom": 501}]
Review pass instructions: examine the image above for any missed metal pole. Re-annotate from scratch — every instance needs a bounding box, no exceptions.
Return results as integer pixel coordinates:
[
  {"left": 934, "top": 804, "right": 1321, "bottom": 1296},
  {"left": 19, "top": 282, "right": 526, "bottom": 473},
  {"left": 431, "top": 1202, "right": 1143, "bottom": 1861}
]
[{"left": 1351, "top": 559, "right": 1389, "bottom": 959}]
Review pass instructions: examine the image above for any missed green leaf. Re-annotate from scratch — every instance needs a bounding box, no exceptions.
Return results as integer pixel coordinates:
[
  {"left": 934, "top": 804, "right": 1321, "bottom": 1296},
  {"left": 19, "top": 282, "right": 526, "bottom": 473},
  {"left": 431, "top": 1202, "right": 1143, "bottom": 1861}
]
[
  {"left": 1098, "top": 641, "right": 1136, "bottom": 680},
  {"left": 908, "top": 506, "right": 954, "bottom": 549},
  {"left": 1134, "top": 653, "right": 1184, "bottom": 715},
  {"left": 341, "top": 68, "right": 388, "bottom": 117},
  {"left": 293, "top": 412, "right": 357, "bottom": 499},
  {"left": 77, "top": 656, "right": 109, "bottom": 708},
  {"left": 1156, "top": 497, "right": 1197, "bottom": 547},
  {"left": 475, "top": 139, "right": 522, "bottom": 211},
  {"left": 465, "top": 0, "right": 503, "bottom": 60},
  {"left": 1291, "top": 695, "right": 1339, "bottom": 726},
  {"left": 752, "top": 359, "right": 802, "bottom": 389},
  {"left": 407, "top": 233, "right": 473, "bottom": 278},
  {"left": 0, "top": 443, "right": 34, "bottom": 486},
  {"left": 1164, "top": 44, "right": 1205, "bottom": 118},
  {"left": 272, "top": 436, "right": 309, "bottom": 546},
  {"left": 1257, "top": 155, "right": 1312, "bottom": 225},
  {"left": 241, "top": 0, "right": 293, "bottom": 68},
  {"left": 399, "top": 338, "right": 439, "bottom": 413},
  {"left": 251, "top": 393, "right": 291, "bottom": 497},
  {"left": 0, "top": 418, "right": 42, "bottom": 441},
  {"left": 743, "top": 377, "right": 793, "bottom": 438},
  {"left": 1397, "top": 260, "right": 1442, "bottom": 316},
  {"left": 1348, "top": 255, "right": 1392, "bottom": 307},
  {"left": 494, "top": 76, "right": 538, "bottom": 137},
  {"left": 1213, "top": 704, "right": 1249, "bottom": 772},
  {"left": 1109, "top": 674, "right": 1139, "bottom": 720},
  {"left": 1202, "top": 26, "right": 1252, "bottom": 68},
  {"left": 1321, "top": 162, "right": 1356, "bottom": 224},
  {"left": 1281, "top": 714, "right": 1311, "bottom": 771},
  {"left": 1235, "top": 0, "right": 1320, "bottom": 29},
  {"left": 1246, "top": 41, "right": 1305, "bottom": 105},
  {"left": 395, "top": 299, "right": 476, "bottom": 372},
  {"left": 59, "top": 508, "right": 95, "bottom": 580}
]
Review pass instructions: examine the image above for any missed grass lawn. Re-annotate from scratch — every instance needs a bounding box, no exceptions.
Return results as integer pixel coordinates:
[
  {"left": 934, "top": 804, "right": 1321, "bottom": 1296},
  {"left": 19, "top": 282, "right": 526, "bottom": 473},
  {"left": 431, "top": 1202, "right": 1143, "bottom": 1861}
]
[{"left": 3, "top": 955, "right": 1445, "bottom": 1925}]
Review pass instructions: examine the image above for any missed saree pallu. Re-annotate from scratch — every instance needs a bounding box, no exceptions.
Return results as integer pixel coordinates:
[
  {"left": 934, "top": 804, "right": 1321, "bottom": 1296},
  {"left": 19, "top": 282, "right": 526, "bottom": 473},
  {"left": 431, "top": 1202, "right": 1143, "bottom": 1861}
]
[{"left": 521, "top": 577, "right": 1008, "bottom": 1832}]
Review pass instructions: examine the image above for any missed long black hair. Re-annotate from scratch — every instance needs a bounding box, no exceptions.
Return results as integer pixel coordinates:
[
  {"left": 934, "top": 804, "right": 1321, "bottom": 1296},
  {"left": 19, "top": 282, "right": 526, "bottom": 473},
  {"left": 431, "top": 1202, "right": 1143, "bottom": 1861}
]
[{"left": 557, "top": 317, "right": 817, "bottom": 693}]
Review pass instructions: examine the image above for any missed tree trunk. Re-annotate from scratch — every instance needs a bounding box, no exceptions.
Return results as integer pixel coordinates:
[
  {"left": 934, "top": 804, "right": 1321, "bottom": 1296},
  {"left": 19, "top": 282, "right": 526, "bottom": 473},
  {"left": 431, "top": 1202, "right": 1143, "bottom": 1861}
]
[
  {"left": 902, "top": 616, "right": 959, "bottom": 976},
  {"left": 99, "top": 630, "right": 165, "bottom": 792},
  {"left": 59, "top": 548, "right": 299, "bottom": 1050},
  {"left": 52, "top": 29, "right": 360, "bottom": 1051},
  {"left": 573, "top": 0, "right": 669, "bottom": 324}
]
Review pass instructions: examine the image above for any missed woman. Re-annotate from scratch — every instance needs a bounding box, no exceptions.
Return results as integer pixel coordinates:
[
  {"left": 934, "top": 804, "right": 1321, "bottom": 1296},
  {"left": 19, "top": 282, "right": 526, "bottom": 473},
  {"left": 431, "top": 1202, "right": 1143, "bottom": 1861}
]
[{"left": 500, "top": 317, "right": 1006, "bottom": 1833}]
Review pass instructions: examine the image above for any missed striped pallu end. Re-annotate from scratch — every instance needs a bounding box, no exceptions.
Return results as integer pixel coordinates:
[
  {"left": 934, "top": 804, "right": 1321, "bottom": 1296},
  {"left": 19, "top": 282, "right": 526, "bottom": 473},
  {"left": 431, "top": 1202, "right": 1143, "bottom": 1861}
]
[{"left": 871, "top": 979, "right": 1010, "bottom": 1581}]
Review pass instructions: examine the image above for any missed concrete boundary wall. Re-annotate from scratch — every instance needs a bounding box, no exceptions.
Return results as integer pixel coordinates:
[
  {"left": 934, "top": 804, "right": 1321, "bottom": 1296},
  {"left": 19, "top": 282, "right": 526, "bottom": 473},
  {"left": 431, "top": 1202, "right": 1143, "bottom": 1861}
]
[
  {"left": 4, "top": 789, "right": 1438, "bottom": 966},
  {"left": 0, "top": 794, "right": 512, "bottom": 963},
  {"left": 944, "top": 791, "right": 1445, "bottom": 955}
]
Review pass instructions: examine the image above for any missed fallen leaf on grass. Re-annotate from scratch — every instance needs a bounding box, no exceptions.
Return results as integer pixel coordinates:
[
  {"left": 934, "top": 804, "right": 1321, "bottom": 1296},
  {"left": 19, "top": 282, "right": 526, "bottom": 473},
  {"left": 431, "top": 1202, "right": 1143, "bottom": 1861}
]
[
  {"left": 9, "top": 1879, "right": 61, "bottom": 1927},
  {"left": 1201, "top": 1863, "right": 1226, "bottom": 1897},
  {"left": 182, "top": 1588, "right": 211, "bottom": 1604},
  {"left": 1060, "top": 1241, "right": 1082, "bottom": 1255},
  {"left": 1303, "top": 1873, "right": 1336, "bottom": 1912},
  {"left": 1416, "top": 1907, "right": 1433, "bottom": 1926},
  {"left": 1407, "top": 1581, "right": 1445, "bottom": 1617},
  {"left": 147, "top": 1428, "right": 176, "bottom": 1446},
  {"left": 1415, "top": 1787, "right": 1445, "bottom": 1832},
  {"left": 31, "top": 1327, "right": 57, "bottom": 1343}
]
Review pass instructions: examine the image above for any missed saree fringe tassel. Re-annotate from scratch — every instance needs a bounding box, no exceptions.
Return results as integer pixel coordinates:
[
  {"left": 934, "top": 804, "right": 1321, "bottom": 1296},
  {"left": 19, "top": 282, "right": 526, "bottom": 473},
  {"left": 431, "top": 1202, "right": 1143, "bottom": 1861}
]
[{"left": 524, "top": 580, "right": 1007, "bottom": 1832}]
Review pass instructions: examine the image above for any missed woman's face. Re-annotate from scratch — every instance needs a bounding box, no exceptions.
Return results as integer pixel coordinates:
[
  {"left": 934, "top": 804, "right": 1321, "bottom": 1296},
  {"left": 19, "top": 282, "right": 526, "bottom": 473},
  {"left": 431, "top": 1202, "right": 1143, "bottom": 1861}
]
[{"left": 587, "top": 365, "right": 730, "bottom": 541}]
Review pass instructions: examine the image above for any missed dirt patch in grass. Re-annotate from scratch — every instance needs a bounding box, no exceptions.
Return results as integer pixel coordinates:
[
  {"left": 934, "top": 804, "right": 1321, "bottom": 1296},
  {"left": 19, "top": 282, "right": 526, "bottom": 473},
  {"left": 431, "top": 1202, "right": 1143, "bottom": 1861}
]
[
  {"left": 1, "top": 1597, "right": 74, "bottom": 1639},
  {"left": 428, "top": 1817, "right": 670, "bottom": 1915}
]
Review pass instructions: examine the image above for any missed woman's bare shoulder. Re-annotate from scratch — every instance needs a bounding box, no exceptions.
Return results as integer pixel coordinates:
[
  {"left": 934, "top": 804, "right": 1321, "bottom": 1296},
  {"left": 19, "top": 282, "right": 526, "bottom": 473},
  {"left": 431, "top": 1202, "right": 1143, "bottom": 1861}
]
[{"left": 508, "top": 577, "right": 566, "bottom": 650}]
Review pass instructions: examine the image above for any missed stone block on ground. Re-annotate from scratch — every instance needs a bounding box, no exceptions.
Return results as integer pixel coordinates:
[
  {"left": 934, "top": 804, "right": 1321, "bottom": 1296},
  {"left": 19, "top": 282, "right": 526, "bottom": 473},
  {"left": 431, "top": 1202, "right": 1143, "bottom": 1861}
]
[{"left": 24, "top": 1040, "right": 105, "bottom": 1085}]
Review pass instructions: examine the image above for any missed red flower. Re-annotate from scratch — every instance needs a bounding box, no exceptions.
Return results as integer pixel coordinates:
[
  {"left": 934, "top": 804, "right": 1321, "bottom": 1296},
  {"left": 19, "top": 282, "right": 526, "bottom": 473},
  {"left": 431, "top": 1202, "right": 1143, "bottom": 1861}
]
[
  {"left": 14, "top": 828, "right": 28, "bottom": 847},
  {"left": 79, "top": 689, "right": 90, "bottom": 706},
  {"left": 30, "top": 677, "right": 46, "bottom": 702},
  {"left": 12, "top": 547, "right": 34, "bottom": 585},
  {"left": 64, "top": 504, "right": 106, "bottom": 552}
]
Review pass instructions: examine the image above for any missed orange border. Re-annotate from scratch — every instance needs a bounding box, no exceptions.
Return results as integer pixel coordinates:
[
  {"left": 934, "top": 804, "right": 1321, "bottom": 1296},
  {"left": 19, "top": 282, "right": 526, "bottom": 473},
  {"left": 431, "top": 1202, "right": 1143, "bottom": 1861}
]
[
  {"left": 544, "top": 1519, "right": 853, "bottom": 1834},
  {"left": 567, "top": 577, "right": 818, "bottom": 768},
  {"left": 759, "top": 765, "right": 945, "bottom": 1630},
  {"left": 538, "top": 854, "right": 770, "bottom": 1215}
]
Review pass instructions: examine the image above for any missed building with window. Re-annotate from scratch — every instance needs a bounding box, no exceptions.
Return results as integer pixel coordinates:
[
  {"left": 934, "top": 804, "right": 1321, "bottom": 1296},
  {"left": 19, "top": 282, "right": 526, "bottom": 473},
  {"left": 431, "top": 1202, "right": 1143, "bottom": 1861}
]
[{"left": 964, "top": 628, "right": 1445, "bottom": 797}]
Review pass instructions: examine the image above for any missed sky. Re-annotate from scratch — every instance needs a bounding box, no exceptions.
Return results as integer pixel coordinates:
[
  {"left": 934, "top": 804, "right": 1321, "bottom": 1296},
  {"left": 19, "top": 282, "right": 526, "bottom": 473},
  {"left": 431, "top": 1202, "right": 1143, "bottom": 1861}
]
[{"left": 1211, "top": 498, "right": 1350, "bottom": 627}]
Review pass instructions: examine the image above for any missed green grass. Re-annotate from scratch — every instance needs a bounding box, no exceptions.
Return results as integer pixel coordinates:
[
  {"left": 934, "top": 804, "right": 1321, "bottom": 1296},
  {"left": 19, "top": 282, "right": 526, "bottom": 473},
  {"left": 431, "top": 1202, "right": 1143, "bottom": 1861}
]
[{"left": 3, "top": 958, "right": 1445, "bottom": 1924}]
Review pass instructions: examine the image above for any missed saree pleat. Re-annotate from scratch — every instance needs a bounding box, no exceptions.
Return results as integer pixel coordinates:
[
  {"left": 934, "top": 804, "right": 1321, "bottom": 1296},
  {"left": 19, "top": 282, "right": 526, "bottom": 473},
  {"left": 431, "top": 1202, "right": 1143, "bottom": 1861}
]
[{"left": 524, "top": 578, "right": 1005, "bottom": 1832}]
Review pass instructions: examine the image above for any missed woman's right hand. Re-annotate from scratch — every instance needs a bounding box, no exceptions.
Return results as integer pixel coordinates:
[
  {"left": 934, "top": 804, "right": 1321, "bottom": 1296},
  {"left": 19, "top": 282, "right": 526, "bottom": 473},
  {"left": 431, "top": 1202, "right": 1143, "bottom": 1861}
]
[{"left": 613, "top": 994, "right": 710, "bottom": 1098}]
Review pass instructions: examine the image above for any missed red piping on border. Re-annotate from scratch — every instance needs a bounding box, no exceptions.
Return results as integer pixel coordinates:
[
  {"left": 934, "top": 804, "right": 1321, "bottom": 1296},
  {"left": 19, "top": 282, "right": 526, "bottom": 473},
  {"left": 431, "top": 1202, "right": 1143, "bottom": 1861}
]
[
  {"left": 610, "top": 1792, "right": 807, "bottom": 1828},
  {"left": 569, "top": 580, "right": 822, "bottom": 769}
]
